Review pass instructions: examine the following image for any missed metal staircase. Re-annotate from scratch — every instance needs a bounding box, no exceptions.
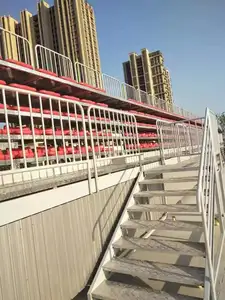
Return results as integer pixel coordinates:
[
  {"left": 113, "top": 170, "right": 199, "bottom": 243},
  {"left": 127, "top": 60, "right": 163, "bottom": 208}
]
[{"left": 88, "top": 109, "right": 225, "bottom": 300}]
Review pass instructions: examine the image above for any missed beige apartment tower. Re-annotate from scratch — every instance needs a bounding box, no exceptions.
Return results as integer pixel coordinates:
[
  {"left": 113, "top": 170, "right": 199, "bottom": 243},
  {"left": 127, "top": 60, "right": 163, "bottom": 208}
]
[
  {"left": 55, "top": 0, "right": 101, "bottom": 80},
  {"left": 123, "top": 48, "right": 173, "bottom": 105},
  {"left": 0, "top": 0, "right": 101, "bottom": 75},
  {"left": 0, "top": 16, "right": 19, "bottom": 60}
]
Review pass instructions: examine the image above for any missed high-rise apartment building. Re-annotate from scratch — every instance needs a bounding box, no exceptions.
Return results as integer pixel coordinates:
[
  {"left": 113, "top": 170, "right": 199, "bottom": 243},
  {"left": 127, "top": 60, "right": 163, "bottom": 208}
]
[
  {"left": 0, "top": 0, "right": 101, "bottom": 76},
  {"left": 0, "top": 16, "right": 19, "bottom": 60},
  {"left": 123, "top": 48, "right": 173, "bottom": 105},
  {"left": 55, "top": 0, "right": 101, "bottom": 80}
]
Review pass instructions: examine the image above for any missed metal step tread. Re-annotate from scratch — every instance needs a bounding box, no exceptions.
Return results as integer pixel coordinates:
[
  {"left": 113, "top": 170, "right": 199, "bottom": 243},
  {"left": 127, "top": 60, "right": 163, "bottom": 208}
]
[
  {"left": 113, "top": 237, "right": 205, "bottom": 256},
  {"left": 134, "top": 189, "right": 197, "bottom": 197},
  {"left": 103, "top": 258, "right": 204, "bottom": 286},
  {"left": 151, "top": 232, "right": 205, "bottom": 244},
  {"left": 140, "top": 177, "right": 199, "bottom": 185},
  {"left": 92, "top": 280, "right": 199, "bottom": 300},
  {"left": 121, "top": 219, "right": 203, "bottom": 232},
  {"left": 145, "top": 166, "right": 199, "bottom": 175},
  {"left": 127, "top": 204, "right": 198, "bottom": 213}
]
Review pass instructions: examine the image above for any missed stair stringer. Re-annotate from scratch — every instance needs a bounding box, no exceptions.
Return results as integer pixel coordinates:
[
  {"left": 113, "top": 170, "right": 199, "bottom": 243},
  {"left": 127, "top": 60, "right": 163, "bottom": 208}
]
[{"left": 87, "top": 171, "right": 144, "bottom": 300}]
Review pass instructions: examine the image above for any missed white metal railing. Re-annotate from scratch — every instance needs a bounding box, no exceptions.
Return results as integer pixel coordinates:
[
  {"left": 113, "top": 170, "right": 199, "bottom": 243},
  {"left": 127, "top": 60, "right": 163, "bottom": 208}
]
[
  {"left": 0, "top": 26, "right": 33, "bottom": 66},
  {"left": 75, "top": 62, "right": 103, "bottom": 90},
  {"left": 156, "top": 118, "right": 204, "bottom": 163},
  {"left": 35, "top": 45, "right": 74, "bottom": 78},
  {"left": 0, "top": 84, "right": 147, "bottom": 193},
  {"left": 0, "top": 27, "right": 198, "bottom": 119},
  {"left": 197, "top": 108, "right": 225, "bottom": 300},
  {"left": 87, "top": 105, "right": 140, "bottom": 191},
  {"left": 102, "top": 73, "right": 123, "bottom": 98},
  {"left": 0, "top": 84, "right": 91, "bottom": 190}
]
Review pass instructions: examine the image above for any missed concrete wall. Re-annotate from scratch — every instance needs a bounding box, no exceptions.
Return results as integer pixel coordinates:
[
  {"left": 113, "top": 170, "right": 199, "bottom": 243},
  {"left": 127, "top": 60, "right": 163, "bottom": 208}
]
[{"left": 0, "top": 178, "right": 135, "bottom": 300}]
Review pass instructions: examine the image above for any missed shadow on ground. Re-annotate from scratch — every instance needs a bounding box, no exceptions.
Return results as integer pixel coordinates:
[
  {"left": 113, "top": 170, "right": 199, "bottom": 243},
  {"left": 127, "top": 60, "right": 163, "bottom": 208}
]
[{"left": 72, "top": 287, "right": 88, "bottom": 300}]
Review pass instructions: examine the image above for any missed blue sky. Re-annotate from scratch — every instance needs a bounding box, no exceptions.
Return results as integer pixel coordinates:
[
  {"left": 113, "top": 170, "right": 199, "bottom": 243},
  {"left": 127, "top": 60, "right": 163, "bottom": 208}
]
[{"left": 1, "top": 0, "right": 225, "bottom": 115}]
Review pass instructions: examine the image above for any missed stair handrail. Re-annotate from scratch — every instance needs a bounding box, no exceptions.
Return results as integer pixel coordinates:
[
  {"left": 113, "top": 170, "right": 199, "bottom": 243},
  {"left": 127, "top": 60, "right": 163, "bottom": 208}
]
[
  {"left": 197, "top": 108, "right": 225, "bottom": 300},
  {"left": 156, "top": 117, "right": 204, "bottom": 164}
]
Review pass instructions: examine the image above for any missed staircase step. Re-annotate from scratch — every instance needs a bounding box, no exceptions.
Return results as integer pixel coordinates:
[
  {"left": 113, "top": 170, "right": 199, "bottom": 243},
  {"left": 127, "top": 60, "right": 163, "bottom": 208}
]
[
  {"left": 103, "top": 258, "right": 204, "bottom": 286},
  {"left": 127, "top": 204, "right": 198, "bottom": 213},
  {"left": 121, "top": 220, "right": 203, "bottom": 232},
  {"left": 134, "top": 190, "right": 197, "bottom": 198},
  {"left": 151, "top": 232, "right": 205, "bottom": 243},
  {"left": 113, "top": 237, "right": 205, "bottom": 256},
  {"left": 92, "top": 280, "right": 199, "bottom": 300},
  {"left": 140, "top": 177, "right": 199, "bottom": 185},
  {"left": 145, "top": 166, "right": 199, "bottom": 175}
]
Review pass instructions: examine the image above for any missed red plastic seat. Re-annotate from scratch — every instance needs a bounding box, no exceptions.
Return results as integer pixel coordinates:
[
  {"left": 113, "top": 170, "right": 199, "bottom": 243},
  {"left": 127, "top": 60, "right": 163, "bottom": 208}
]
[
  {"left": 6, "top": 59, "right": 33, "bottom": 70},
  {"left": 79, "top": 82, "right": 92, "bottom": 88},
  {"left": 10, "top": 105, "right": 30, "bottom": 112},
  {"left": 0, "top": 150, "right": 5, "bottom": 160},
  {"left": 45, "top": 128, "right": 53, "bottom": 135},
  {"left": 14, "top": 127, "right": 32, "bottom": 135},
  {"left": 80, "top": 99, "right": 96, "bottom": 105},
  {"left": 48, "top": 147, "right": 56, "bottom": 156},
  {"left": 96, "top": 103, "right": 108, "bottom": 107},
  {"left": 34, "top": 128, "right": 43, "bottom": 135},
  {"left": 1, "top": 127, "right": 11, "bottom": 135},
  {"left": 129, "top": 110, "right": 138, "bottom": 114},
  {"left": 36, "top": 68, "right": 58, "bottom": 77},
  {"left": 9, "top": 83, "right": 37, "bottom": 92},
  {"left": 17, "top": 147, "right": 34, "bottom": 159},
  {"left": 58, "top": 147, "right": 66, "bottom": 155},
  {"left": 0, "top": 103, "right": 9, "bottom": 109},
  {"left": 55, "top": 129, "right": 62, "bottom": 135},
  {"left": 59, "top": 76, "right": 77, "bottom": 84},
  {"left": 43, "top": 109, "right": 51, "bottom": 115},
  {"left": 39, "top": 90, "right": 60, "bottom": 97},
  {"left": 62, "top": 95, "right": 80, "bottom": 102},
  {"left": 66, "top": 146, "right": 73, "bottom": 154},
  {"left": 32, "top": 107, "right": 41, "bottom": 113},
  {"left": 94, "top": 87, "right": 106, "bottom": 93},
  {"left": 80, "top": 146, "right": 87, "bottom": 154},
  {"left": 74, "top": 113, "right": 82, "bottom": 119},
  {"left": 94, "top": 145, "right": 104, "bottom": 153},
  {"left": 72, "top": 130, "right": 79, "bottom": 136},
  {"left": 0, "top": 80, "right": 6, "bottom": 85},
  {"left": 63, "top": 129, "right": 71, "bottom": 135},
  {"left": 37, "top": 147, "right": 46, "bottom": 157},
  {"left": 53, "top": 110, "right": 60, "bottom": 116},
  {"left": 20, "top": 106, "right": 30, "bottom": 112},
  {"left": 79, "top": 130, "right": 85, "bottom": 136}
]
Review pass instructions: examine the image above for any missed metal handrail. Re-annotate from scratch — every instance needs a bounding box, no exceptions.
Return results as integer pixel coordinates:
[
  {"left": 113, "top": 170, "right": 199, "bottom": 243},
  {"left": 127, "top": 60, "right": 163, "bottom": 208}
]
[
  {"left": 0, "top": 84, "right": 145, "bottom": 193},
  {"left": 35, "top": 44, "right": 74, "bottom": 78},
  {"left": 87, "top": 105, "right": 140, "bottom": 191},
  {"left": 197, "top": 108, "right": 225, "bottom": 300},
  {"left": 156, "top": 118, "right": 204, "bottom": 163},
  {"left": 0, "top": 27, "right": 198, "bottom": 119},
  {"left": 74, "top": 61, "right": 103, "bottom": 89},
  {"left": 0, "top": 26, "right": 33, "bottom": 65}
]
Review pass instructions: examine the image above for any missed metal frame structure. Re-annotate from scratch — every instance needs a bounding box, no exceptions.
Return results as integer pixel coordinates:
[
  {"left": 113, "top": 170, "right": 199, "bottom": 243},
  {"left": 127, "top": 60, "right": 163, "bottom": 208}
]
[
  {"left": 75, "top": 61, "right": 103, "bottom": 89},
  {"left": 197, "top": 108, "right": 225, "bottom": 300},
  {"left": 156, "top": 118, "right": 204, "bottom": 163},
  {"left": 0, "top": 84, "right": 145, "bottom": 193},
  {"left": 0, "top": 26, "right": 197, "bottom": 119},
  {"left": 35, "top": 45, "right": 74, "bottom": 78},
  {"left": 87, "top": 105, "right": 140, "bottom": 191},
  {"left": 0, "top": 26, "right": 33, "bottom": 66},
  {"left": 0, "top": 84, "right": 90, "bottom": 189}
]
